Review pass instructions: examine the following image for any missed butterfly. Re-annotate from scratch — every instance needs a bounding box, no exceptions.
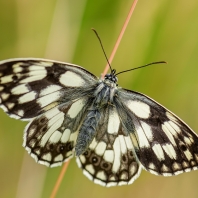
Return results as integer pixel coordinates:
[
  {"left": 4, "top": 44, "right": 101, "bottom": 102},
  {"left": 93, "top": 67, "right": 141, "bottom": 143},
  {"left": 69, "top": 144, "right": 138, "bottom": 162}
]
[{"left": 0, "top": 58, "right": 198, "bottom": 187}]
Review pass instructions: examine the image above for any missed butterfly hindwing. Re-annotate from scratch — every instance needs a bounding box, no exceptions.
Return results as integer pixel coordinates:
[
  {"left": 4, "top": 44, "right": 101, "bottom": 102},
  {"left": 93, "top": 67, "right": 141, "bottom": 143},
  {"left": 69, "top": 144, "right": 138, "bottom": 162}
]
[
  {"left": 24, "top": 97, "right": 91, "bottom": 167},
  {"left": 76, "top": 105, "right": 142, "bottom": 187},
  {"left": 0, "top": 58, "right": 97, "bottom": 120},
  {"left": 118, "top": 88, "right": 198, "bottom": 176}
]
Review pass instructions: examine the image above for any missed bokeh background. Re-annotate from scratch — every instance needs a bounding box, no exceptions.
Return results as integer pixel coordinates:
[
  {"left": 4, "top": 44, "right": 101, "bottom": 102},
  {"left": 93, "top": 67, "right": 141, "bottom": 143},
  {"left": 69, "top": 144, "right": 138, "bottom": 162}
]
[{"left": 0, "top": 0, "right": 198, "bottom": 197}]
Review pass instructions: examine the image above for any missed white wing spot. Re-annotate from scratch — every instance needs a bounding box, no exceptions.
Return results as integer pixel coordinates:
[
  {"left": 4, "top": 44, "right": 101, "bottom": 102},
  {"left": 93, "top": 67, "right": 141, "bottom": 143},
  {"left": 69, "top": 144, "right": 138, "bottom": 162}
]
[
  {"left": 76, "top": 157, "right": 82, "bottom": 168},
  {"left": 136, "top": 125, "right": 150, "bottom": 148},
  {"left": 172, "top": 162, "right": 182, "bottom": 171},
  {"left": 1, "top": 93, "right": 10, "bottom": 101},
  {"left": 166, "top": 112, "right": 177, "bottom": 122},
  {"left": 1, "top": 75, "right": 14, "bottom": 84},
  {"left": 11, "top": 84, "right": 30, "bottom": 95},
  {"left": 184, "top": 137, "right": 192, "bottom": 145},
  {"left": 161, "top": 164, "right": 170, "bottom": 172},
  {"left": 182, "top": 161, "right": 189, "bottom": 168},
  {"left": 119, "top": 135, "right": 127, "bottom": 154},
  {"left": 69, "top": 130, "right": 78, "bottom": 143},
  {"left": 59, "top": 71, "right": 85, "bottom": 87},
  {"left": 129, "top": 163, "right": 140, "bottom": 178},
  {"left": 95, "top": 142, "right": 107, "bottom": 156},
  {"left": 13, "top": 66, "right": 23, "bottom": 73},
  {"left": 152, "top": 143, "right": 165, "bottom": 160},
  {"left": 18, "top": 91, "right": 37, "bottom": 104},
  {"left": 120, "top": 171, "right": 128, "bottom": 180},
  {"left": 68, "top": 98, "right": 85, "bottom": 118},
  {"left": 162, "top": 144, "right": 177, "bottom": 159},
  {"left": 49, "top": 130, "right": 62, "bottom": 143},
  {"left": 40, "top": 85, "right": 62, "bottom": 96},
  {"left": 54, "top": 154, "right": 63, "bottom": 162},
  {"left": 89, "top": 138, "right": 98, "bottom": 150},
  {"left": 6, "top": 102, "right": 15, "bottom": 109},
  {"left": 183, "top": 148, "right": 193, "bottom": 161},
  {"left": 44, "top": 107, "right": 60, "bottom": 119},
  {"left": 127, "top": 100, "right": 150, "bottom": 119},
  {"left": 140, "top": 121, "right": 153, "bottom": 141},
  {"left": 40, "top": 112, "right": 64, "bottom": 146},
  {"left": 28, "top": 65, "right": 46, "bottom": 70},
  {"left": 106, "top": 182, "right": 117, "bottom": 187},
  {"left": 124, "top": 136, "right": 133, "bottom": 150},
  {"left": 42, "top": 153, "right": 52, "bottom": 161},
  {"left": 96, "top": 171, "right": 107, "bottom": 180},
  {"left": 148, "top": 163, "right": 156, "bottom": 170},
  {"left": 61, "top": 129, "right": 71, "bottom": 143},
  {"left": 79, "top": 155, "right": 86, "bottom": 164},
  {"left": 12, "top": 62, "right": 22, "bottom": 68},
  {"left": 17, "top": 110, "right": 24, "bottom": 117},
  {"left": 37, "top": 92, "right": 60, "bottom": 108},
  {"left": 168, "top": 121, "right": 181, "bottom": 133},
  {"left": 108, "top": 108, "right": 120, "bottom": 134},
  {"left": 94, "top": 179, "right": 106, "bottom": 186},
  {"left": 162, "top": 122, "right": 177, "bottom": 146},
  {"left": 0, "top": 86, "right": 4, "bottom": 91},
  {"left": 103, "top": 150, "right": 114, "bottom": 163},
  {"left": 112, "top": 137, "right": 121, "bottom": 172},
  {"left": 85, "top": 164, "right": 95, "bottom": 174},
  {"left": 20, "top": 70, "right": 47, "bottom": 83}
]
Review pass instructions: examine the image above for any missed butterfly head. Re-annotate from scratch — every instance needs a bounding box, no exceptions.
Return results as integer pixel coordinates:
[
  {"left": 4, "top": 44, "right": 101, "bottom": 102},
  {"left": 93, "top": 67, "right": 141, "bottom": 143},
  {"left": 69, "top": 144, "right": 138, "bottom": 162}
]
[{"left": 104, "top": 69, "right": 118, "bottom": 84}]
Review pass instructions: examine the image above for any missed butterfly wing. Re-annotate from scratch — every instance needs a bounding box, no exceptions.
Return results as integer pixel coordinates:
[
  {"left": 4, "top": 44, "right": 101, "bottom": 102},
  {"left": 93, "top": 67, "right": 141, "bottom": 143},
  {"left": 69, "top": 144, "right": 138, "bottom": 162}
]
[
  {"left": 0, "top": 58, "right": 97, "bottom": 120},
  {"left": 76, "top": 105, "right": 142, "bottom": 187},
  {"left": 0, "top": 58, "right": 98, "bottom": 166},
  {"left": 116, "top": 88, "right": 198, "bottom": 176},
  {"left": 24, "top": 97, "right": 92, "bottom": 167}
]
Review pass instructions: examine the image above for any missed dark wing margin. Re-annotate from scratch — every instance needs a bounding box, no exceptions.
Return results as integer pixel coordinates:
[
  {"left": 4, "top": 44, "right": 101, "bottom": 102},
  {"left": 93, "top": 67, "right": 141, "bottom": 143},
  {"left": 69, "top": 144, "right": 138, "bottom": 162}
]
[
  {"left": 0, "top": 58, "right": 97, "bottom": 120},
  {"left": 116, "top": 88, "right": 198, "bottom": 176},
  {"left": 76, "top": 105, "right": 142, "bottom": 187}
]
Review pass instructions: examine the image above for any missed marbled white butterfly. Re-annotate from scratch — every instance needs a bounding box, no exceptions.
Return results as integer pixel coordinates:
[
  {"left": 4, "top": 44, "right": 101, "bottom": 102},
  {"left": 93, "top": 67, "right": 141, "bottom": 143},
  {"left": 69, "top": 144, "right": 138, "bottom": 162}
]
[{"left": 0, "top": 57, "right": 198, "bottom": 187}]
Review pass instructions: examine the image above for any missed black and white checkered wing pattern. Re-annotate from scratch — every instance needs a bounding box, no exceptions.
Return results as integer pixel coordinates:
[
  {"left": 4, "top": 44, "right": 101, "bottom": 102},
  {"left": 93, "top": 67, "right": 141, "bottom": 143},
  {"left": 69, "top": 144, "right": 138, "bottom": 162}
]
[
  {"left": 24, "top": 97, "right": 91, "bottom": 167},
  {"left": 118, "top": 88, "right": 198, "bottom": 176},
  {"left": 0, "top": 58, "right": 97, "bottom": 120},
  {"left": 0, "top": 58, "right": 97, "bottom": 166},
  {"left": 76, "top": 106, "right": 142, "bottom": 187}
]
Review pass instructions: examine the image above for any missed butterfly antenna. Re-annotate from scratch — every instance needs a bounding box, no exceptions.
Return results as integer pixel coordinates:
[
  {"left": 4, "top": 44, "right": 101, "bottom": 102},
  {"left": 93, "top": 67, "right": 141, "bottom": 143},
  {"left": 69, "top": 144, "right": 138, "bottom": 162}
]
[
  {"left": 115, "top": 61, "right": 167, "bottom": 76},
  {"left": 92, "top": 28, "right": 113, "bottom": 73}
]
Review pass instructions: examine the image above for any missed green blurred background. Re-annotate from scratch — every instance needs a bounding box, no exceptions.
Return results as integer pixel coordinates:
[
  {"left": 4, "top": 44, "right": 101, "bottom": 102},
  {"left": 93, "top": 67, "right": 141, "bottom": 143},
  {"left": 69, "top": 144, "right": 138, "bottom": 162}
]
[{"left": 0, "top": 0, "right": 198, "bottom": 197}]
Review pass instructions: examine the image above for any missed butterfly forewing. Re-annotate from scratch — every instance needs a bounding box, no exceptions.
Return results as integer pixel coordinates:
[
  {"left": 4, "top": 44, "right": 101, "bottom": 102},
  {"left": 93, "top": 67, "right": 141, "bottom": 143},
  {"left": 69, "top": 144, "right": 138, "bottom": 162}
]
[
  {"left": 119, "top": 88, "right": 198, "bottom": 175},
  {"left": 0, "top": 58, "right": 97, "bottom": 120}
]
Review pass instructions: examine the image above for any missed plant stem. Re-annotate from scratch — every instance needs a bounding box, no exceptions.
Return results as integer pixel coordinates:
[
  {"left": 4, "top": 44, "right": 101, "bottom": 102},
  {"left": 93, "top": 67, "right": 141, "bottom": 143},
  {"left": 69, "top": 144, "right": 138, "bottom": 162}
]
[{"left": 102, "top": 0, "right": 139, "bottom": 77}]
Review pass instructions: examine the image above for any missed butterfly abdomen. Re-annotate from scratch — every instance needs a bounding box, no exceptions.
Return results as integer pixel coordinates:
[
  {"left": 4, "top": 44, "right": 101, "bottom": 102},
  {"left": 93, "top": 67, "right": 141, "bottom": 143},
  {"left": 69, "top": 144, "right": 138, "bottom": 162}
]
[{"left": 75, "top": 109, "right": 101, "bottom": 156}]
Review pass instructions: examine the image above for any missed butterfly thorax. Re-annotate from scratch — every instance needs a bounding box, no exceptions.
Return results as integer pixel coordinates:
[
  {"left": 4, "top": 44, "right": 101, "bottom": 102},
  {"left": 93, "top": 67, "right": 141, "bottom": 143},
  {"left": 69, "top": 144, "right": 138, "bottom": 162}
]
[{"left": 93, "top": 76, "right": 117, "bottom": 106}]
